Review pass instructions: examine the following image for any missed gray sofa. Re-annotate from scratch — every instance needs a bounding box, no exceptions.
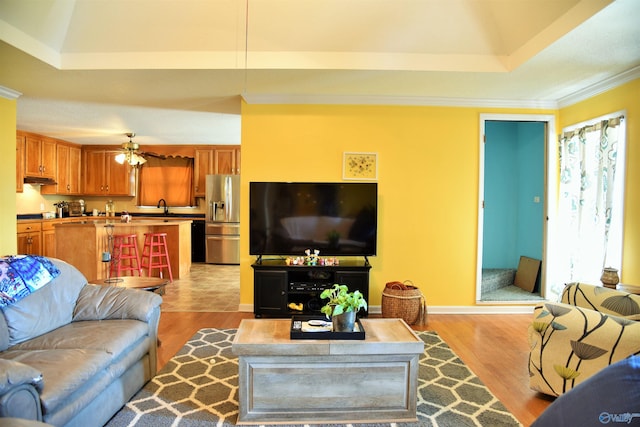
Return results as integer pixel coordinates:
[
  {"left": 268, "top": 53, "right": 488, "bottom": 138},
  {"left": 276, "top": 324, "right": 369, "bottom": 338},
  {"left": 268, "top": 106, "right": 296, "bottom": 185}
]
[{"left": 0, "top": 258, "right": 162, "bottom": 427}]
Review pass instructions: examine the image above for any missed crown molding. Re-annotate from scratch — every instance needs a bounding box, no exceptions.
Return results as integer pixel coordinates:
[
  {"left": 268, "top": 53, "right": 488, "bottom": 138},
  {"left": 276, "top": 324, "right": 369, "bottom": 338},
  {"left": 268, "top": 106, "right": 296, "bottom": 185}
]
[
  {"left": 557, "top": 65, "right": 640, "bottom": 108},
  {"left": 242, "top": 93, "right": 558, "bottom": 110},
  {"left": 243, "top": 65, "right": 640, "bottom": 110},
  {"left": 0, "top": 85, "right": 22, "bottom": 100}
]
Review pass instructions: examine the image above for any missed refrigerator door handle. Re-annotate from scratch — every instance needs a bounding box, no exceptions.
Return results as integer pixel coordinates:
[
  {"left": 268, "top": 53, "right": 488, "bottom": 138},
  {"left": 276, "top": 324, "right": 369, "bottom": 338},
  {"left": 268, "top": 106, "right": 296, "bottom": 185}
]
[{"left": 224, "top": 175, "right": 233, "bottom": 222}]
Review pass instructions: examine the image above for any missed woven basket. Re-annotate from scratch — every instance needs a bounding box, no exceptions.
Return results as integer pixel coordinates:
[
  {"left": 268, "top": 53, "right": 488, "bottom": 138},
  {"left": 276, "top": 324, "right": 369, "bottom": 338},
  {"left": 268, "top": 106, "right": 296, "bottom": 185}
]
[{"left": 381, "top": 280, "right": 427, "bottom": 325}]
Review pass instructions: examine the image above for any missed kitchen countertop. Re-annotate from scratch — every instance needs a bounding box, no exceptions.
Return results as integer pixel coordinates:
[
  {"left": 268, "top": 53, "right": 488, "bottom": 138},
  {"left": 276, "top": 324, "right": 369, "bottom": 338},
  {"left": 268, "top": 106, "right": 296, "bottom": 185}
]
[
  {"left": 18, "top": 213, "right": 205, "bottom": 222},
  {"left": 55, "top": 219, "right": 193, "bottom": 226}
]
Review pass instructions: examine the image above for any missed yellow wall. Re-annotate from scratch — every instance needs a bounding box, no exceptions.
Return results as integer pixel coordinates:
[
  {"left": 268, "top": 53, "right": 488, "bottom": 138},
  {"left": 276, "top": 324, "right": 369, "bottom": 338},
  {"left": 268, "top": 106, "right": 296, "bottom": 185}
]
[
  {"left": 4, "top": 78, "right": 637, "bottom": 306},
  {"left": 240, "top": 103, "right": 556, "bottom": 307},
  {"left": 0, "top": 97, "right": 17, "bottom": 255},
  {"left": 559, "top": 79, "right": 640, "bottom": 283}
]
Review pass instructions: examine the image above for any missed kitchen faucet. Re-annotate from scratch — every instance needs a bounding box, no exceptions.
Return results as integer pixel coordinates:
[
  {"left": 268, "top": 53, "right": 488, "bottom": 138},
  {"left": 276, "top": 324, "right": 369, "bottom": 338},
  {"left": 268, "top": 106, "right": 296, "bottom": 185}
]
[{"left": 157, "top": 198, "right": 168, "bottom": 215}]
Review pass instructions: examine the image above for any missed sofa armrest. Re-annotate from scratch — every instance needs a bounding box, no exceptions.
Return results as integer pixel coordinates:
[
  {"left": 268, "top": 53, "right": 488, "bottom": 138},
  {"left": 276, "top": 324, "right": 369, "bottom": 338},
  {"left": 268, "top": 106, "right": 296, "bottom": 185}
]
[
  {"left": 562, "top": 282, "right": 640, "bottom": 317},
  {"left": 73, "top": 284, "right": 162, "bottom": 323},
  {"left": 0, "top": 359, "right": 44, "bottom": 421},
  {"left": 528, "top": 302, "right": 640, "bottom": 397},
  {"left": 0, "top": 359, "right": 43, "bottom": 395}
]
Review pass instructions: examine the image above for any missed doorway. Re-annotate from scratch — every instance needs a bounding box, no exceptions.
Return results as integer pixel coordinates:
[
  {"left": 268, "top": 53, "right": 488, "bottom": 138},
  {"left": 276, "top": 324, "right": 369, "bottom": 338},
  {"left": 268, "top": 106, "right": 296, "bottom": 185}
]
[{"left": 476, "top": 114, "right": 557, "bottom": 303}]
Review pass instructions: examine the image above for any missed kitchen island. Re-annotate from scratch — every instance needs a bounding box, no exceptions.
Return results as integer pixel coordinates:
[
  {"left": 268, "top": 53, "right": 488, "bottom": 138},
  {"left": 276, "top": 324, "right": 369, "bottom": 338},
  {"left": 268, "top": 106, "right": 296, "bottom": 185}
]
[{"left": 55, "top": 219, "right": 192, "bottom": 280}]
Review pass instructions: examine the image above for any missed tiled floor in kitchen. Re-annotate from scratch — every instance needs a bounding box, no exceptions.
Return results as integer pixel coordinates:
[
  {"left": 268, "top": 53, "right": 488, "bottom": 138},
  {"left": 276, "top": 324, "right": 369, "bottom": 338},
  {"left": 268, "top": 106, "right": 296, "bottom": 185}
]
[{"left": 160, "top": 263, "right": 240, "bottom": 312}]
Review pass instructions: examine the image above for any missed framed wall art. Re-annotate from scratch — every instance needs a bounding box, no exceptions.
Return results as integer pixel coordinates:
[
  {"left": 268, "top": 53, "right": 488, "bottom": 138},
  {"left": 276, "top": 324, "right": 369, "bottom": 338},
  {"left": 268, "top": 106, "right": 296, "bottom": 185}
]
[{"left": 343, "top": 152, "right": 378, "bottom": 180}]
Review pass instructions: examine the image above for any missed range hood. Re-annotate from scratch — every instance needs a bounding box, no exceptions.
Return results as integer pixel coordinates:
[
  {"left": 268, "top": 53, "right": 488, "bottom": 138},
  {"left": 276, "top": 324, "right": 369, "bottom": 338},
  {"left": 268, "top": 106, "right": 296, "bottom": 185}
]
[{"left": 24, "top": 176, "right": 57, "bottom": 185}]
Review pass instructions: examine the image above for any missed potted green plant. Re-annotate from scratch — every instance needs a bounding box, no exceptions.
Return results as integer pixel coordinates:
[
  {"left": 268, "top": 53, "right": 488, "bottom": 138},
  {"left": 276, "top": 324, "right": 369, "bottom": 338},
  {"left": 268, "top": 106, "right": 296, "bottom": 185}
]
[{"left": 320, "top": 284, "right": 367, "bottom": 332}]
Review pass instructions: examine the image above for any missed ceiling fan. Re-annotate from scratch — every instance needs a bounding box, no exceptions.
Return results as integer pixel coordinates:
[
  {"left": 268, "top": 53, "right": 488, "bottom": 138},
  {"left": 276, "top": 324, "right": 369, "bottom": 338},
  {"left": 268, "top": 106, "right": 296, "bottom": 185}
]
[{"left": 115, "top": 133, "right": 147, "bottom": 166}]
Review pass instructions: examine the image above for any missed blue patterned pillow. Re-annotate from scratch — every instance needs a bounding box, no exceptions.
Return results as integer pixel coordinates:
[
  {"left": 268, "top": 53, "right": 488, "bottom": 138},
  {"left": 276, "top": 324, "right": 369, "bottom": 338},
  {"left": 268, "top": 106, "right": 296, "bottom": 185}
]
[{"left": 0, "top": 255, "right": 61, "bottom": 308}]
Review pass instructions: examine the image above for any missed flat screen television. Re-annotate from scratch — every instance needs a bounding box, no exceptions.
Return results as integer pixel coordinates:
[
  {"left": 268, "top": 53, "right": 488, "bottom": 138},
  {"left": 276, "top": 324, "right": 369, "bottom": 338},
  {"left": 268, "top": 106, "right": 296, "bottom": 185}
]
[{"left": 250, "top": 182, "right": 377, "bottom": 257}]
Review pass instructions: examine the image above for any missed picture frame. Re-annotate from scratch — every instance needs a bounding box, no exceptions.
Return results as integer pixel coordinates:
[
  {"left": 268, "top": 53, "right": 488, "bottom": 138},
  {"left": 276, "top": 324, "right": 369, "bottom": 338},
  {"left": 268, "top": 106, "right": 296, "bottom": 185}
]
[{"left": 343, "top": 152, "right": 378, "bottom": 180}]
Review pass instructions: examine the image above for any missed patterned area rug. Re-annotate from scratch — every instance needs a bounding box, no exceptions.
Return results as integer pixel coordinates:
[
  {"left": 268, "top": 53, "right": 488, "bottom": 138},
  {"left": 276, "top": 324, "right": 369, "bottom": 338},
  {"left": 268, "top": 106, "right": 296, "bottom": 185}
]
[{"left": 105, "top": 329, "right": 521, "bottom": 427}]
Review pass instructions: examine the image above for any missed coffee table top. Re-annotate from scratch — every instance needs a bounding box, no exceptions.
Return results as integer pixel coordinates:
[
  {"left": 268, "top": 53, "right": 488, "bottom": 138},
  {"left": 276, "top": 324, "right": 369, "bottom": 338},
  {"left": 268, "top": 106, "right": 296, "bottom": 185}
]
[
  {"left": 88, "top": 276, "right": 169, "bottom": 291},
  {"left": 233, "top": 318, "right": 424, "bottom": 356}
]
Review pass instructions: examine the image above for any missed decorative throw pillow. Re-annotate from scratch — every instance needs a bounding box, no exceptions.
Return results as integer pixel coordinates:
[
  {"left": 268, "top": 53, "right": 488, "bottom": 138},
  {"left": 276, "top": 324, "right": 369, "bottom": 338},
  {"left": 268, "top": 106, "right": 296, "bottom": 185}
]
[{"left": 0, "top": 255, "right": 60, "bottom": 308}]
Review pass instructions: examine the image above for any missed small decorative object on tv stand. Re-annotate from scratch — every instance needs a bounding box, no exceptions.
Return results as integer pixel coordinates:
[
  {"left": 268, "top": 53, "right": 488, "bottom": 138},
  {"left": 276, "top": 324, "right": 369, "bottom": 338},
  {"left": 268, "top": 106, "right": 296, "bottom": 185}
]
[{"left": 284, "top": 249, "right": 340, "bottom": 266}]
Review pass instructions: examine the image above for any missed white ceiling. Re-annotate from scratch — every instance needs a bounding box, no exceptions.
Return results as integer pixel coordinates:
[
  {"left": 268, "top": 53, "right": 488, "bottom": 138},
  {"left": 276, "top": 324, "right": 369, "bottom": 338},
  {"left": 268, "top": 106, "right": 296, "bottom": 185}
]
[{"left": 1, "top": 0, "right": 639, "bottom": 146}]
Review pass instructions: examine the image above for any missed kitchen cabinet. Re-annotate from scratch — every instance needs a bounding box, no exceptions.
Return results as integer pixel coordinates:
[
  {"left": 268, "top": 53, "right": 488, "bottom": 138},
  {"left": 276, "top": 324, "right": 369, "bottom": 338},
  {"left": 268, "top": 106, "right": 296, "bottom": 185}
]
[
  {"left": 16, "top": 134, "right": 24, "bottom": 192},
  {"left": 193, "top": 146, "right": 241, "bottom": 197},
  {"left": 193, "top": 149, "right": 213, "bottom": 197},
  {"left": 215, "top": 147, "right": 240, "bottom": 175},
  {"left": 17, "top": 221, "right": 42, "bottom": 255},
  {"left": 82, "top": 149, "right": 134, "bottom": 196},
  {"left": 42, "top": 221, "right": 57, "bottom": 258},
  {"left": 24, "top": 133, "right": 56, "bottom": 180},
  {"left": 42, "top": 142, "right": 82, "bottom": 195}
]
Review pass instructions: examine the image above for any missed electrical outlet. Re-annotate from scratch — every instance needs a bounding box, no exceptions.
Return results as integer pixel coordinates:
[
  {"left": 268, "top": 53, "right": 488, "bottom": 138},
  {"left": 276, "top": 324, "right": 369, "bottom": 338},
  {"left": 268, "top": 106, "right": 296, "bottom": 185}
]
[
  {"left": 533, "top": 196, "right": 540, "bottom": 203},
  {"left": 40, "top": 203, "right": 45, "bottom": 211}
]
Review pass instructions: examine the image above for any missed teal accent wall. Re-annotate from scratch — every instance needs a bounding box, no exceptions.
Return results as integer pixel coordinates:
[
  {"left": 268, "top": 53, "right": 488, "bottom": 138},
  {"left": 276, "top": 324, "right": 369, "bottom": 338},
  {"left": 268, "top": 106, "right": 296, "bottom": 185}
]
[{"left": 483, "top": 121, "right": 544, "bottom": 269}]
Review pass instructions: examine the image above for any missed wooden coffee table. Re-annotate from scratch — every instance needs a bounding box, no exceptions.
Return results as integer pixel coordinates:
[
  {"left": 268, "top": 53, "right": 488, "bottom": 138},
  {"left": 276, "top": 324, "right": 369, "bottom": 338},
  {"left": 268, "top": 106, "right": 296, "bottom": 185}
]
[
  {"left": 89, "top": 276, "right": 169, "bottom": 295},
  {"left": 232, "top": 318, "right": 424, "bottom": 425}
]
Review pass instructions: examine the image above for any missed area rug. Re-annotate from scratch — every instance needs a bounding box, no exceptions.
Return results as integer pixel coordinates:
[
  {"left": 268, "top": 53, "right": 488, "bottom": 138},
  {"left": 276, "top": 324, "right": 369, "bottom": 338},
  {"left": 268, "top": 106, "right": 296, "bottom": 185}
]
[{"left": 105, "top": 329, "right": 521, "bottom": 427}]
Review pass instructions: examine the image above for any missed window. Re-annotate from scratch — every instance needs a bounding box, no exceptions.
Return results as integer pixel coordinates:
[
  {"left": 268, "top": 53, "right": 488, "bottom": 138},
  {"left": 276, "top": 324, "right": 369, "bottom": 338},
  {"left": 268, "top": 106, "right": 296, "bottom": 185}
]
[
  {"left": 554, "top": 113, "right": 626, "bottom": 295},
  {"left": 138, "top": 156, "right": 194, "bottom": 207}
]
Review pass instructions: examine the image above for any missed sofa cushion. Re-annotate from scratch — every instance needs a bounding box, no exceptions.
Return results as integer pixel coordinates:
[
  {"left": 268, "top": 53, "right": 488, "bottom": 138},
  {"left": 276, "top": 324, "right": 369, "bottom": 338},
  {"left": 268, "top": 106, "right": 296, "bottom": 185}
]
[
  {"left": 73, "top": 284, "right": 163, "bottom": 323},
  {"left": 531, "top": 356, "right": 640, "bottom": 426},
  {"left": 1, "top": 259, "right": 87, "bottom": 347},
  {"left": 10, "top": 319, "right": 148, "bottom": 357},
  {"left": 4, "top": 319, "right": 150, "bottom": 416},
  {"left": 529, "top": 302, "right": 640, "bottom": 396},
  {"left": 0, "top": 312, "right": 9, "bottom": 352},
  {"left": 2, "top": 348, "right": 112, "bottom": 414}
]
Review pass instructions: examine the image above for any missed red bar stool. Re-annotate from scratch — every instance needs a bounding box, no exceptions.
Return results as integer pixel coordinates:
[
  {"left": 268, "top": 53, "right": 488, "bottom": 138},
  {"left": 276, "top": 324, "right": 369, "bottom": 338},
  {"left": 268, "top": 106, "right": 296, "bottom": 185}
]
[
  {"left": 110, "top": 234, "right": 142, "bottom": 277},
  {"left": 140, "top": 232, "right": 173, "bottom": 282}
]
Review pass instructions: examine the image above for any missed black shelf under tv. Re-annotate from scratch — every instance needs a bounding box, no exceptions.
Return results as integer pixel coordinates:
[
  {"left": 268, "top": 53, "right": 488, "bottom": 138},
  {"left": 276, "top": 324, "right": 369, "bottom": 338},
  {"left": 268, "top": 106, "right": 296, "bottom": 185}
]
[{"left": 252, "top": 259, "right": 371, "bottom": 318}]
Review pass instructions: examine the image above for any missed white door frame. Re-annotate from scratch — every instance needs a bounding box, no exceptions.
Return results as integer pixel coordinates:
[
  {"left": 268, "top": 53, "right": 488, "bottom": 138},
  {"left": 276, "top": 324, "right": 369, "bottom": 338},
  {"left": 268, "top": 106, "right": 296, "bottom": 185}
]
[{"left": 477, "top": 114, "right": 557, "bottom": 303}]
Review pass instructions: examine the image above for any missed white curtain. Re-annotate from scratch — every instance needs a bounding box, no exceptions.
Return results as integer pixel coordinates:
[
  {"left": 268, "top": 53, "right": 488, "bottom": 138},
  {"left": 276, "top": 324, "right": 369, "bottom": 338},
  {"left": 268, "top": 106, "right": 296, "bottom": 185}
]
[{"left": 555, "top": 116, "right": 625, "bottom": 288}]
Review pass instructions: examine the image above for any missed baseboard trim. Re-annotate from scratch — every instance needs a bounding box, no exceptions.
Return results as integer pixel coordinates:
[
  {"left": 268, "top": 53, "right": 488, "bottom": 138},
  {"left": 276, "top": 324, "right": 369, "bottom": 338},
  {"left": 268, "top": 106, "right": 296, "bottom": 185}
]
[{"left": 238, "top": 304, "right": 538, "bottom": 315}]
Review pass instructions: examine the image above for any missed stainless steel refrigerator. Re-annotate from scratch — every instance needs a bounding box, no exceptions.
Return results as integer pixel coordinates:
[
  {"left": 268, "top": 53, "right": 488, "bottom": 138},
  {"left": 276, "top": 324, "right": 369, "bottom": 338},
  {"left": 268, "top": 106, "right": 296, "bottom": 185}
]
[{"left": 205, "top": 174, "right": 240, "bottom": 264}]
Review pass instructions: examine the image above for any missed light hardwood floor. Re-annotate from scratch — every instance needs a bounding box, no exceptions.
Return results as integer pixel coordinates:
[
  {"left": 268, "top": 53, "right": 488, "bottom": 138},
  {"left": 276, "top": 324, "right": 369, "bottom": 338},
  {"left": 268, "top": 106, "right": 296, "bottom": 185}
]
[{"left": 156, "top": 264, "right": 554, "bottom": 427}]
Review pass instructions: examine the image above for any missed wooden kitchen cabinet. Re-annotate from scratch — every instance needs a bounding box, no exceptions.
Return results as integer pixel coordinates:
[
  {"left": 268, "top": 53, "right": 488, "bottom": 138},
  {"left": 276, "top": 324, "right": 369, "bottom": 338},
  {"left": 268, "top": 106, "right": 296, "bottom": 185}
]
[
  {"left": 42, "top": 142, "right": 82, "bottom": 195},
  {"left": 215, "top": 147, "right": 240, "bottom": 175},
  {"left": 82, "top": 149, "right": 134, "bottom": 196},
  {"left": 193, "top": 149, "right": 213, "bottom": 197},
  {"left": 42, "top": 221, "right": 57, "bottom": 258},
  {"left": 193, "top": 146, "right": 240, "bottom": 197},
  {"left": 24, "top": 133, "right": 56, "bottom": 179},
  {"left": 17, "top": 221, "right": 42, "bottom": 255},
  {"left": 16, "top": 133, "right": 24, "bottom": 192}
]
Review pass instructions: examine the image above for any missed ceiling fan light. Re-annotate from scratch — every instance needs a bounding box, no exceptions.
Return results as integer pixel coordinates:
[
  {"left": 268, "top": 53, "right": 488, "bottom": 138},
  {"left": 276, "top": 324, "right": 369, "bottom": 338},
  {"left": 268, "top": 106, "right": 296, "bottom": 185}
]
[
  {"left": 115, "top": 132, "right": 146, "bottom": 166},
  {"left": 130, "top": 153, "right": 147, "bottom": 165}
]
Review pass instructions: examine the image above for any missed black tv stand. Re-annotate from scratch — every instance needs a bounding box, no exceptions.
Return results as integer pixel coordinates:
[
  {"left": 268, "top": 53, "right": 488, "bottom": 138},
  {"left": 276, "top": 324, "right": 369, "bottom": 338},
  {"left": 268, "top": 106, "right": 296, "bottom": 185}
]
[{"left": 251, "top": 259, "right": 371, "bottom": 318}]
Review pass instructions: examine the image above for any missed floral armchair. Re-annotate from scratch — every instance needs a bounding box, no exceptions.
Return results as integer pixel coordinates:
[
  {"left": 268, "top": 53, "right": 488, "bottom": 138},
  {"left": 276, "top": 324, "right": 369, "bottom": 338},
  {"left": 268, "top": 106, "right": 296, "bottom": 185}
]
[{"left": 528, "top": 282, "right": 640, "bottom": 396}]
